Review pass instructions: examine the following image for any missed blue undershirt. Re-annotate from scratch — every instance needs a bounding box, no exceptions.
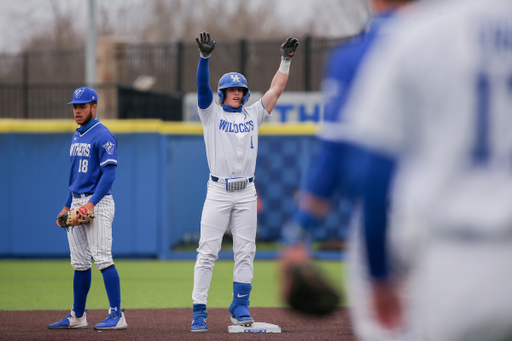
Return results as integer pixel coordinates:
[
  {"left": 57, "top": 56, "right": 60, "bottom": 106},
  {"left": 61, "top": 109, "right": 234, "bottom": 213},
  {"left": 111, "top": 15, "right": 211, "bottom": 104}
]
[
  {"left": 77, "top": 117, "right": 99, "bottom": 134},
  {"left": 197, "top": 57, "right": 213, "bottom": 109},
  {"left": 89, "top": 164, "right": 116, "bottom": 205},
  {"left": 361, "top": 151, "right": 396, "bottom": 280},
  {"left": 197, "top": 56, "right": 243, "bottom": 113}
]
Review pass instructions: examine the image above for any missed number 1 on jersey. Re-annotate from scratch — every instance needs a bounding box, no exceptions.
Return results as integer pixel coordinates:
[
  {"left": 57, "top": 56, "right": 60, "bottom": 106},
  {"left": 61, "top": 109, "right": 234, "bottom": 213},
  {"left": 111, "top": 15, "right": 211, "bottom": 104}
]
[
  {"left": 472, "top": 73, "right": 490, "bottom": 165},
  {"left": 472, "top": 71, "right": 512, "bottom": 167}
]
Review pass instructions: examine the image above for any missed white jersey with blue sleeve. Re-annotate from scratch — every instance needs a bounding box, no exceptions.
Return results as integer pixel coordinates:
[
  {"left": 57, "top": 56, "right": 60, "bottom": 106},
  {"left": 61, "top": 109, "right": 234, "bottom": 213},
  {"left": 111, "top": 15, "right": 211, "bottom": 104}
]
[
  {"left": 198, "top": 100, "right": 269, "bottom": 179},
  {"left": 343, "top": 0, "right": 512, "bottom": 339}
]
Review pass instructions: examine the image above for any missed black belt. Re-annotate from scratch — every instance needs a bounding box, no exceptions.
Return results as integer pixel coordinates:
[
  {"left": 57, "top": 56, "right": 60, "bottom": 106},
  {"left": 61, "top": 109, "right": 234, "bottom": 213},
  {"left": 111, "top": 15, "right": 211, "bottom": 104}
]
[
  {"left": 211, "top": 176, "right": 254, "bottom": 183},
  {"left": 72, "top": 192, "right": 94, "bottom": 198}
]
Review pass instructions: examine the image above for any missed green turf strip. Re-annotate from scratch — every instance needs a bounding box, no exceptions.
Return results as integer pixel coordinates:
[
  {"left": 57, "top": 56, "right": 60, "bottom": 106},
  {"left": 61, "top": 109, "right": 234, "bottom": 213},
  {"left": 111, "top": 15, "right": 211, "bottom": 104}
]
[{"left": 0, "top": 259, "right": 346, "bottom": 311}]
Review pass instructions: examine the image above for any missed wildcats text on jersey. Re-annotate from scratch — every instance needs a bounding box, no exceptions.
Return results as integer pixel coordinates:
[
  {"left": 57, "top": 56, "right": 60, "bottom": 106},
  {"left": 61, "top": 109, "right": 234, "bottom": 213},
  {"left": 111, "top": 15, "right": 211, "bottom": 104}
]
[
  {"left": 70, "top": 143, "right": 91, "bottom": 157},
  {"left": 219, "top": 119, "right": 254, "bottom": 133}
]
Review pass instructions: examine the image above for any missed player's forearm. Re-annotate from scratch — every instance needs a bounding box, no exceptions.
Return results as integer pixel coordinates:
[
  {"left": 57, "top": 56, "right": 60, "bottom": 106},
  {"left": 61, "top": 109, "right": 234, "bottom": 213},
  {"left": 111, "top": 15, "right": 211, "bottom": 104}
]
[
  {"left": 271, "top": 70, "right": 289, "bottom": 96},
  {"left": 197, "top": 56, "right": 213, "bottom": 109},
  {"left": 261, "top": 37, "right": 298, "bottom": 112},
  {"left": 64, "top": 191, "right": 72, "bottom": 208},
  {"left": 363, "top": 151, "right": 396, "bottom": 280},
  {"left": 262, "top": 70, "right": 289, "bottom": 111},
  {"left": 89, "top": 164, "right": 116, "bottom": 205},
  {"left": 267, "top": 57, "right": 291, "bottom": 99}
]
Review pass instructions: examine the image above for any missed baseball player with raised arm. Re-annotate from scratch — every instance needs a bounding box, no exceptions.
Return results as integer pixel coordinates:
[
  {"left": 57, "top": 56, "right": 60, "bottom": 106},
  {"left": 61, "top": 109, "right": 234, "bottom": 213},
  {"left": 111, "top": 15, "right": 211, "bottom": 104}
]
[
  {"left": 280, "top": 1, "right": 416, "bottom": 340},
  {"left": 49, "top": 87, "right": 127, "bottom": 330},
  {"left": 340, "top": 0, "right": 512, "bottom": 339},
  {"left": 190, "top": 31, "right": 298, "bottom": 332}
]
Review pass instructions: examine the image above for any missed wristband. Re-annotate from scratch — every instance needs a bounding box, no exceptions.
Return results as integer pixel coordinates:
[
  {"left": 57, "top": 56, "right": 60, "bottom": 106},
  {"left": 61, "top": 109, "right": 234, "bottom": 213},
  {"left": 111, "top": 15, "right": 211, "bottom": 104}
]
[{"left": 279, "top": 57, "right": 291, "bottom": 74}]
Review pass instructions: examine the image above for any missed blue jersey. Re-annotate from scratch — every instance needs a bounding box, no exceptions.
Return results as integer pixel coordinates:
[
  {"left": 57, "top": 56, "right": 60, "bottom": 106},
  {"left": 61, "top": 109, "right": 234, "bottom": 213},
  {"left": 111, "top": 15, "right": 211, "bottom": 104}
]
[
  {"left": 304, "top": 12, "right": 396, "bottom": 200},
  {"left": 321, "top": 11, "right": 395, "bottom": 139},
  {"left": 68, "top": 118, "right": 117, "bottom": 195}
]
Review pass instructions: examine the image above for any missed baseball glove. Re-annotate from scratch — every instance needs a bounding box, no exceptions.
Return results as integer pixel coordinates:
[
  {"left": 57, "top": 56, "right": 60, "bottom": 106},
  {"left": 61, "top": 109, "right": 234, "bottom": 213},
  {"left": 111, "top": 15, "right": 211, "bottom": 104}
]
[
  {"left": 58, "top": 206, "right": 95, "bottom": 229},
  {"left": 281, "top": 246, "right": 341, "bottom": 316}
]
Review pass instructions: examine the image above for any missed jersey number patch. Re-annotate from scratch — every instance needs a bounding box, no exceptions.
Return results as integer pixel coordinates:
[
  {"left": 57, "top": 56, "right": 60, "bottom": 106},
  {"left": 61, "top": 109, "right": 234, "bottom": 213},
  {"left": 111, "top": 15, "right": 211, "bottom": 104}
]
[{"left": 78, "top": 159, "right": 88, "bottom": 173}]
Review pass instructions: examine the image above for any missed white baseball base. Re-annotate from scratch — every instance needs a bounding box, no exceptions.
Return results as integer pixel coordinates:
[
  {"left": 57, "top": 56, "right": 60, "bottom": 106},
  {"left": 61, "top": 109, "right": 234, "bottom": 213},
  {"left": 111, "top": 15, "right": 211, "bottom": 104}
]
[{"left": 228, "top": 322, "right": 281, "bottom": 333}]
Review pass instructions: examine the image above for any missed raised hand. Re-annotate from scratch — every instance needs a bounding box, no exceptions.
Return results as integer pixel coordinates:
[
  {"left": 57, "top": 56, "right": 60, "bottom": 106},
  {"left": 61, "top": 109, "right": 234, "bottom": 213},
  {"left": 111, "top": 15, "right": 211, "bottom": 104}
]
[
  {"left": 280, "top": 37, "right": 299, "bottom": 61},
  {"left": 196, "top": 31, "right": 216, "bottom": 58}
]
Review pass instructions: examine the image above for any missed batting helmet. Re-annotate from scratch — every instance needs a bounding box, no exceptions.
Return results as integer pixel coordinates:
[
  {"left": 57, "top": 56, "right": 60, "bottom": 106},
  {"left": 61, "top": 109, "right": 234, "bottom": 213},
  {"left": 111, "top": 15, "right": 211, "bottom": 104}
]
[
  {"left": 218, "top": 72, "right": 250, "bottom": 105},
  {"left": 68, "top": 87, "right": 98, "bottom": 105}
]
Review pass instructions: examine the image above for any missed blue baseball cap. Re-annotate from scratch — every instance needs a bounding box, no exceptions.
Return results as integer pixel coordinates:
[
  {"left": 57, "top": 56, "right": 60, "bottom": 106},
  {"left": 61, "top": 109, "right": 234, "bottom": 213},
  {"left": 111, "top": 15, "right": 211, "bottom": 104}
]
[{"left": 67, "top": 87, "right": 98, "bottom": 104}]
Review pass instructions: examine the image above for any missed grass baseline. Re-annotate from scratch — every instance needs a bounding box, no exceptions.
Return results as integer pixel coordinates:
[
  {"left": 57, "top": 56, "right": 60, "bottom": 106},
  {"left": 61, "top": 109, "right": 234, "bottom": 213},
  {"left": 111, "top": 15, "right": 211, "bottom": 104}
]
[{"left": 0, "top": 259, "right": 346, "bottom": 311}]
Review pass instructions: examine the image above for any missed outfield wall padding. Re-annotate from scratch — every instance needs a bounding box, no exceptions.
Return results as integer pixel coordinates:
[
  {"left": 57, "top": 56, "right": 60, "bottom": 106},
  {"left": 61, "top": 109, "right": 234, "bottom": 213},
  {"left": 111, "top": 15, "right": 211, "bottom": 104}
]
[{"left": 0, "top": 120, "right": 349, "bottom": 259}]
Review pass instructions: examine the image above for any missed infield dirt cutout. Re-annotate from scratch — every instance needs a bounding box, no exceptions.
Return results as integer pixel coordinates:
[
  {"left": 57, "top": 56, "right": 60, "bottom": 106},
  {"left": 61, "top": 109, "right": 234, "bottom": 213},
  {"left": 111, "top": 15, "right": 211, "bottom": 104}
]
[{"left": 0, "top": 307, "right": 355, "bottom": 340}]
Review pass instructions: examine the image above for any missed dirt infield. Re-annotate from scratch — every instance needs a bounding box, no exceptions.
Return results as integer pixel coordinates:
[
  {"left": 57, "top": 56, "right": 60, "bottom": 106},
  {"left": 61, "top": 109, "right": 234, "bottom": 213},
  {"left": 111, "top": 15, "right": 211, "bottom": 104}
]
[{"left": 0, "top": 307, "right": 355, "bottom": 341}]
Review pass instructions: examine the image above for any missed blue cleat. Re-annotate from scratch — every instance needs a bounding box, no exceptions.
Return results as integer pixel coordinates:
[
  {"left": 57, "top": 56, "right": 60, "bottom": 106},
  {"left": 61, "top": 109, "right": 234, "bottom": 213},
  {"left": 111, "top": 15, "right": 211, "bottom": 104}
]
[
  {"left": 229, "top": 302, "right": 254, "bottom": 326},
  {"left": 230, "top": 282, "right": 254, "bottom": 326},
  {"left": 48, "top": 309, "right": 88, "bottom": 329},
  {"left": 191, "top": 303, "right": 208, "bottom": 332},
  {"left": 94, "top": 308, "right": 127, "bottom": 330},
  {"left": 191, "top": 316, "right": 208, "bottom": 332}
]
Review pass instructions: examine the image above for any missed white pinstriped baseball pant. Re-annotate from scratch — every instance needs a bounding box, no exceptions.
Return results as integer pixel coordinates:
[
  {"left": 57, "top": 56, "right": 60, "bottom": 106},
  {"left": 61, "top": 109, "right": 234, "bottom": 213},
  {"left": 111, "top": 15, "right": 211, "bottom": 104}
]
[
  {"left": 192, "top": 179, "right": 258, "bottom": 305},
  {"left": 67, "top": 194, "right": 115, "bottom": 271}
]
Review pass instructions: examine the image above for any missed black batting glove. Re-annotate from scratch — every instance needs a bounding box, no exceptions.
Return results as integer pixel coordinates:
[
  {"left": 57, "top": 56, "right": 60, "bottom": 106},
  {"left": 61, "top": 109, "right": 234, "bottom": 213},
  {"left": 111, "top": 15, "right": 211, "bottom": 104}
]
[
  {"left": 196, "top": 31, "right": 216, "bottom": 58},
  {"left": 280, "top": 37, "right": 299, "bottom": 61}
]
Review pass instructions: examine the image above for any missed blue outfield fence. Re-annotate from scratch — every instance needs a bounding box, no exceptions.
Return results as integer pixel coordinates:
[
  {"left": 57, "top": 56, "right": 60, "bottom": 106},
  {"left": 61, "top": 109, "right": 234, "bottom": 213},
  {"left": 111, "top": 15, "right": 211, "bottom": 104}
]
[{"left": 0, "top": 120, "right": 348, "bottom": 260}]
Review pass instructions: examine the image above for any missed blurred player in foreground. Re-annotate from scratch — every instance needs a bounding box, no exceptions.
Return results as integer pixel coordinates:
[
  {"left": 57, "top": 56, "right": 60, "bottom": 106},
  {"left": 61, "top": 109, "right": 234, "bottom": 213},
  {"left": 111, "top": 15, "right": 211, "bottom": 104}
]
[
  {"left": 191, "top": 32, "right": 298, "bottom": 332},
  {"left": 49, "top": 87, "right": 126, "bottom": 330},
  {"left": 280, "top": 0, "right": 416, "bottom": 340},
  {"left": 341, "top": 0, "right": 512, "bottom": 339}
]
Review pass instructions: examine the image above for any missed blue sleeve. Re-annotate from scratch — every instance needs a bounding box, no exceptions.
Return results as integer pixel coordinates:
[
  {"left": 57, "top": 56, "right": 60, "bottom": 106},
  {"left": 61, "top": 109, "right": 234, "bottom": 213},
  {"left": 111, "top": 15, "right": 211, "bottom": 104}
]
[
  {"left": 322, "top": 34, "right": 374, "bottom": 124},
  {"left": 64, "top": 191, "right": 72, "bottom": 208},
  {"left": 304, "top": 139, "right": 344, "bottom": 198},
  {"left": 89, "top": 164, "right": 116, "bottom": 205},
  {"left": 97, "top": 133, "right": 117, "bottom": 168},
  {"left": 361, "top": 149, "right": 396, "bottom": 280},
  {"left": 323, "top": 47, "right": 358, "bottom": 123},
  {"left": 197, "top": 56, "right": 213, "bottom": 109},
  {"left": 292, "top": 139, "right": 343, "bottom": 232},
  {"left": 305, "top": 139, "right": 369, "bottom": 199},
  {"left": 294, "top": 140, "right": 368, "bottom": 231}
]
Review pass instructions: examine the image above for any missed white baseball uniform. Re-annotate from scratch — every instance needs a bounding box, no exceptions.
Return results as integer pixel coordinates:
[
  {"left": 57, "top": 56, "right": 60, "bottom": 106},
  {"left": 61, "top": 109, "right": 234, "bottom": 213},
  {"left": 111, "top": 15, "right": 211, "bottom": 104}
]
[
  {"left": 192, "top": 99, "right": 270, "bottom": 305},
  {"left": 343, "top": 0, "right": 512, "bottom": 339}
]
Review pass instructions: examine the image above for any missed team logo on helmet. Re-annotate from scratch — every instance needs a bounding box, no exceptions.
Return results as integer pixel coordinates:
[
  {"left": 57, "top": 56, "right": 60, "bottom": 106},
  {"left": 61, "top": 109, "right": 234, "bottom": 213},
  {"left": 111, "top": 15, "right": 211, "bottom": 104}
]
[
  {"left": 102, "top": 141, "right": 115, "bottom": 155},
  {"left": 74, "top": 88, "right": 85, "bottom": 98},
  {"left": 218, "top": 72, "right": 250, "bottom": 105}
]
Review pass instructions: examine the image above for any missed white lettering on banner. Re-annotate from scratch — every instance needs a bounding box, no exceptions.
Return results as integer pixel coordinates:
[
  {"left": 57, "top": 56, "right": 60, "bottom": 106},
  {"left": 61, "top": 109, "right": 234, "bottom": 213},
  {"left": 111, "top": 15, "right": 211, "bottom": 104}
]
[{"left": 184, "top": 92, "right": 324, "bottom": 123}]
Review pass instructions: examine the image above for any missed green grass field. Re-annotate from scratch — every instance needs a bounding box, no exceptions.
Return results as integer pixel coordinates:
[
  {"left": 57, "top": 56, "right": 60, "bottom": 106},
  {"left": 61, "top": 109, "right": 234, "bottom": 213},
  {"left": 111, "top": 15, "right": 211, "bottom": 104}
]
[{"left": 0, "top": 259, "right": 346, "bottom": 311}]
